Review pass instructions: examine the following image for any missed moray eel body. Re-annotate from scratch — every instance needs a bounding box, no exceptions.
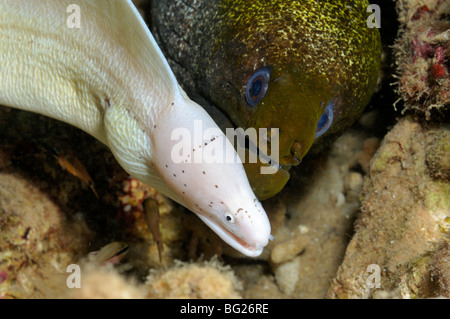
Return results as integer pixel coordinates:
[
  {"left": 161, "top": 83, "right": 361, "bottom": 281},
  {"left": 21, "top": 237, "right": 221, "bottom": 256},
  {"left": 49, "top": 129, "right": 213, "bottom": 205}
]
[
  {"left": 0, "top": 0, "right": 271, "bottom": 257},
  {"left": 153, "top": 0, "right": 382, "bottom": 199}
]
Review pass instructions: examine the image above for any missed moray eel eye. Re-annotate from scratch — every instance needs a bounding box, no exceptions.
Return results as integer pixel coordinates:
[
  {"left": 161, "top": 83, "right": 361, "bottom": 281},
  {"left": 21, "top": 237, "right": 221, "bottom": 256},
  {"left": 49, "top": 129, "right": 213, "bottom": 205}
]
[
  {"left": 224, "top": 212, "right": 236, "bottom": 224},
  {"left": 315, "top": 101, "right": 334, "bottom": 138},
  {"left": 245, "top": 67, "right": 270, "bottom": 107}
]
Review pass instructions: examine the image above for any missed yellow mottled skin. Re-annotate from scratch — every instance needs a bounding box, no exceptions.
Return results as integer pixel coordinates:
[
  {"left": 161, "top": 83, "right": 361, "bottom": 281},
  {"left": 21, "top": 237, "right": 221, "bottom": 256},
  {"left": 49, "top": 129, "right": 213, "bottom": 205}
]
[{"left": 192, "top": 0, "right": 382, "bottom": 199}]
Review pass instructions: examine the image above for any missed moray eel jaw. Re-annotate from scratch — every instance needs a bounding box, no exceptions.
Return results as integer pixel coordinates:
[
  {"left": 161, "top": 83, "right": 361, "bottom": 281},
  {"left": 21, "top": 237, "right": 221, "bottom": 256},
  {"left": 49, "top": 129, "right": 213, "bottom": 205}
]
[{"left": 196, "top": 210, "right": 269, "bottom": 257}]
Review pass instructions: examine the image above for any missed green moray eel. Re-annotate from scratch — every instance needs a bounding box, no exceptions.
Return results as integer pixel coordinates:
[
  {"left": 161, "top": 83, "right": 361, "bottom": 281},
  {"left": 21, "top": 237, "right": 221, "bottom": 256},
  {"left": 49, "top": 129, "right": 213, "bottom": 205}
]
[{"left": 152, "top": 0, "right": 381, "bottom": 200}]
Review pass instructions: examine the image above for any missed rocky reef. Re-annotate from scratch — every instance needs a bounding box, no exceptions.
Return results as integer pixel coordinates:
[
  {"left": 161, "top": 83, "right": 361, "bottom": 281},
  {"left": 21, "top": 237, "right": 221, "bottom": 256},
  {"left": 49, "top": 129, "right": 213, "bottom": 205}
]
[
  {"left": 393, "top": 0, "right": 449, "bottom": 119},
  {"left": 328, "top": 118, "right": 449, "bottom": 298}
]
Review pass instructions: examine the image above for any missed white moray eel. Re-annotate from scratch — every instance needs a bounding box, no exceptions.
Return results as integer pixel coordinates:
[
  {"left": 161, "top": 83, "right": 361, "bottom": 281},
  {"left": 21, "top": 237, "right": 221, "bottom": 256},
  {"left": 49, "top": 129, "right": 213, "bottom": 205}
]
[{"left": 0, "top": 0, "right": 271, "bottom": 257}]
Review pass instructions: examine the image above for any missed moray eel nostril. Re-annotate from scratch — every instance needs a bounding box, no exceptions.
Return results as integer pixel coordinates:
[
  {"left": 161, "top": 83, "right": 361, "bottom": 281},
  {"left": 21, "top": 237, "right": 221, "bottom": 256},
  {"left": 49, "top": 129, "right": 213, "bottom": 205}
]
[{"left": 290, "top": 141, "right": 302, "bottom": 165}]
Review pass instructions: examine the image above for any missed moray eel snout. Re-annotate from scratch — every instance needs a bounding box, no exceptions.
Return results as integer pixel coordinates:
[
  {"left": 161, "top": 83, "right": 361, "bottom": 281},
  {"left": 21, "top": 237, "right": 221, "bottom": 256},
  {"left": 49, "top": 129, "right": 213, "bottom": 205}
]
[{"left": 243, "top": 67, "right": 332, "bottom": 165}]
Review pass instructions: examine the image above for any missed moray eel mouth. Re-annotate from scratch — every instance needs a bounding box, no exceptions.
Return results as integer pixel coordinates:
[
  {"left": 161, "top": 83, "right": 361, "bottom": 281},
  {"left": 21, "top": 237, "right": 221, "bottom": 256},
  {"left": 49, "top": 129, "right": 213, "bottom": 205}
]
[
  {"left": 244, "top": 134, "right": 302, "bottom": 197},
  {"left": 280, "top": 141, "right": 303, "bottom": 166},
  {"left": 218, "top": 103, "right": 307, "bottom": 200},
  {"left": 242, "top": 129, "right": 302, "bottom": 169},
  {"left": 196, "top": 213, "right": 267, "bottom": 257}
]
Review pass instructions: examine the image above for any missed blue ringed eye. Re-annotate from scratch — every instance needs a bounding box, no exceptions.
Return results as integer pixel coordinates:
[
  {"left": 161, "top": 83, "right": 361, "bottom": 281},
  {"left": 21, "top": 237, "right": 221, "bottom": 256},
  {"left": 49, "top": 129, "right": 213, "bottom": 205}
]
[
  {"left": 315, "top": 101, "right": 334, "bottom": 138},
  {"left": 245, "top": 67, "right": 270, "bottom": 107}
]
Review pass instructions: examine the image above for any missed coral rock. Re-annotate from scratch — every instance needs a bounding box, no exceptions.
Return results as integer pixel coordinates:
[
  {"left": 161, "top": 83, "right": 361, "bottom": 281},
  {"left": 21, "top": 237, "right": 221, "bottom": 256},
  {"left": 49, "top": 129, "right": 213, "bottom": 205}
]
[{"left": 328, "top": 118, "right": 450, "bottom": 299}]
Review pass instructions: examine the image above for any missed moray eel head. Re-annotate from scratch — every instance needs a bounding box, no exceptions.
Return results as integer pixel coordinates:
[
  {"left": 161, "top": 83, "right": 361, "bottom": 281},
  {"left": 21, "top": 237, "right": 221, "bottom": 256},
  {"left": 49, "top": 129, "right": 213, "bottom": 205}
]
[{"left": 200, "top": 0, "right": 381, "bottom": 200}]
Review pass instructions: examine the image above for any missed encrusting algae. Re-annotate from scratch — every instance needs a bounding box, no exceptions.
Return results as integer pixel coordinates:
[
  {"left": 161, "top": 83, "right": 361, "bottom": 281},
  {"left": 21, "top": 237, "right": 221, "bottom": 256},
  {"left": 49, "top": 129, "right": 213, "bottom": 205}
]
[
  {"left": 0, "top": 172, "right": 92, "bottom": 299},
  {"left": 146, "top": 259, "right": 243, "bottom": 299},
  {"left": 393, "top": 0, "right": 449, "bottom": 119}
]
